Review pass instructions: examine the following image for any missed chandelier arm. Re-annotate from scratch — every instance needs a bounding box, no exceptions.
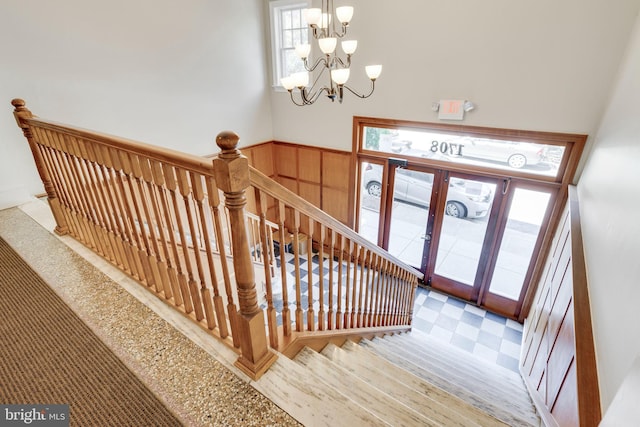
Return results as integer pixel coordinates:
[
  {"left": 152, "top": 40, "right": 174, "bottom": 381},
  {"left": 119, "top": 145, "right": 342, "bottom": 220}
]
[
  {"left": 287, "top": 90, "right": 307, "bottom": 107},
  {"left": 334, "top": 55, "right": 352, "bottom": 68},
  {"left": 342, "top": 80, "right": 376, "bottom": 99},
  {"left": 309, "top": 87, "right": 332, "bottom": 104},
  {"left": 304, "top": 56, "right": 329, "bottom": 73}
]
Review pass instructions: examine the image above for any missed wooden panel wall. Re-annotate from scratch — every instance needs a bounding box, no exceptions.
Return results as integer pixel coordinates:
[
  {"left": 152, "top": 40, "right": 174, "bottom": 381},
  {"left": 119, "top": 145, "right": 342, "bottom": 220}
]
[
  {"left": 243, "top": 141, "right": 352, "bottom": 228},
  {"left": 521, "top": 186, "right": 600, "bottom": 427}
]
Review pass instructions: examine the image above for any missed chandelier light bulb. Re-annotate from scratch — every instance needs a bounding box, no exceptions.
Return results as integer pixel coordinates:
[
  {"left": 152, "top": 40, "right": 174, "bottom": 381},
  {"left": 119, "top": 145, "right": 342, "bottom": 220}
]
[
  {"left": 365, "top": 65, "right": 382, "bottom": 80},
  {"left": 331, "top": 68, "right": 351, "bottom": 85},
  {"left": 292, "top": 72, "right": 309, "bottom": 87},
  {"left": 335, "top": 6, "right": 354, "bottom": 24},
  {"left": 318, "top": 37, "right": 337, "bottom": 54},
  {"left": 341, "top": 40, "right": 358, "bottom": 55},
  {"left": 304, "top": 8, "right": 322, "bottom": 26},
  {"left": 319, "top": 13, "right": 331, "bottom": 29},
  {"left": 280, "top": 76, "right": 296, "bottom": 91},
  {"left": 295, "top": 43, "right": 311, "bottom": 59}
]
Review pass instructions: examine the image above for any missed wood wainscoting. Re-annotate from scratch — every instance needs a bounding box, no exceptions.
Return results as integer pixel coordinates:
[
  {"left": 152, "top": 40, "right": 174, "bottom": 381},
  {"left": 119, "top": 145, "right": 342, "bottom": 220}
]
[
  {"left": 520, "top": 186, "right": 600, "bottom": 427},
  {"left": 242, "top": 141, "right": 354, "bottom": 227}
]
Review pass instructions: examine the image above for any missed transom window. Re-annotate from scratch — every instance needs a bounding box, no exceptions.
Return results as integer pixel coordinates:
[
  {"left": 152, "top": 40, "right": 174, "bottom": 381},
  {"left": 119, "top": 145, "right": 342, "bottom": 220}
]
[
  {"left": 362, "top": 126, "right": 567, "bottom": 178},
  {"left": 269, "top": 0, "right": 310, "bottom": 88}
]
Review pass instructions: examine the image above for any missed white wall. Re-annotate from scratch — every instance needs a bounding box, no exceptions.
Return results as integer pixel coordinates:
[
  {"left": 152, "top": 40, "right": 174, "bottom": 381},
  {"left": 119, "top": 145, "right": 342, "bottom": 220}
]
[
  {"left": 578, "top": 12, "right": 640, "bottom": 411},
  {"left": 270, "top": 0, "right": 639, "bottom": 152},
  {"left": 0, "top": 0, "right": 273, "bottom": 209}
]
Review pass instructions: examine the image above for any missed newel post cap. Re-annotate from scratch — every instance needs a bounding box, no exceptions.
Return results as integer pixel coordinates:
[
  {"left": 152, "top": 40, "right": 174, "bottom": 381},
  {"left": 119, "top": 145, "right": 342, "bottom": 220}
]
[{"left": 213, "top": 131, "right": 249, "bottom": 193}]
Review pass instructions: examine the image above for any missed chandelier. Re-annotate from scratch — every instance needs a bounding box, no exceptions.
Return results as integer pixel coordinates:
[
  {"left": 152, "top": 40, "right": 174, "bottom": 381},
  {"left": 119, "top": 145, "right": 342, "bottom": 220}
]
[{"left": 280, "top": 1, "right": 382, "bottom": 106}]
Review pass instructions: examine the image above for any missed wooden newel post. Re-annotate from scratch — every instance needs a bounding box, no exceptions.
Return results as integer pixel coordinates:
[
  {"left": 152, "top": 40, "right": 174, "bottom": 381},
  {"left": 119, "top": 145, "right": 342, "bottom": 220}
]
[
  {"left": 11, "top": 99, "right": 69, "bottom": 236},
  {"left": 213, "top": 131, "right": 277, "bottom": 380}
]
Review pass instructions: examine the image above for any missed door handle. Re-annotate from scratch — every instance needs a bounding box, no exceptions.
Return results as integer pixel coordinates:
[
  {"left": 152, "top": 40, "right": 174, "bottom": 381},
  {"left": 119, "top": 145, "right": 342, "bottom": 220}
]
[{"left": 421, "top": 234, "right": 431, "bottom": 241}]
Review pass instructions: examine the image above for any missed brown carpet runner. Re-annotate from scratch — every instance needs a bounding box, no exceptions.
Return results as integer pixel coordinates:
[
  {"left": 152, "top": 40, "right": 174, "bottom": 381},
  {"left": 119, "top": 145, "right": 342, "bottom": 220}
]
[{"left": 0, "top": 237, "right": 182, "bottom": 426}]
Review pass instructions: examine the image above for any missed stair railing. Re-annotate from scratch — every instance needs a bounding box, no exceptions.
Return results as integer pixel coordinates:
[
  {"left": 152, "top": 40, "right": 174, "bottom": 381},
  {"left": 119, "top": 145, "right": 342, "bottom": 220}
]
[
  {"left": 12, "top": 98, "right": 422, "bottom": 378},
  {"left": 247, "top": 164, "right": 422, "bottom": 355}
]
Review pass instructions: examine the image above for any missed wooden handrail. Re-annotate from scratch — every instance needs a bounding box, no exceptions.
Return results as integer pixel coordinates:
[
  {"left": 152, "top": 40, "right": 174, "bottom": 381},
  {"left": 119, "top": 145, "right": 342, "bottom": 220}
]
[
  {"left": 520, "top": 185, "right": 601, "bottom": 426},
  {"left": 568, "top": 185, "right": 601, "bottom": 426}
]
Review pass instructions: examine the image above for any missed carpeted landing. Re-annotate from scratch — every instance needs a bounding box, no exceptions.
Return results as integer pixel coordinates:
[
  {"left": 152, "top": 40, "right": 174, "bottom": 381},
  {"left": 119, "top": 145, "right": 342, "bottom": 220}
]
[{"left": 0, "top": 236, "right": 182, "bottom": 426}]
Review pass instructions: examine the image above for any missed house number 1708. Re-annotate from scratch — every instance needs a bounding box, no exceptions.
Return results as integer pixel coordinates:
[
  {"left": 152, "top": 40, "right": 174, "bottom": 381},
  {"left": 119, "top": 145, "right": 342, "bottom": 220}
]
[{"left": 431, "top": 140, "right": 464, "bottom": 156}]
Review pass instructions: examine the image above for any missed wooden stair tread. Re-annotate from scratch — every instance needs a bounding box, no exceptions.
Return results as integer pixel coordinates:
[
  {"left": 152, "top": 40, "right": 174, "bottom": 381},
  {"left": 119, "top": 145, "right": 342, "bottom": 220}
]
[
  {"left": 295, "top": 347, "right": 438, "bottom": 427},
  {"left": 381, "top": 332, "right": 533, "bottom": 408},
  {"left": 324, "top": 341, "right": 508, "bottom": 427},
  {"left": 255, "top": 355, "right": 389, "bottom": 427},
  {"left": 360, "top": 338, "right": 539, "bottom": 426}
]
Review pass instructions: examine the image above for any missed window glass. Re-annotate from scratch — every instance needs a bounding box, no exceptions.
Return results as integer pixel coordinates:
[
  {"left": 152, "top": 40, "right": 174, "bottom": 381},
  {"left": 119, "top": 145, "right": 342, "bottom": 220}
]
[
  {"left": 269, "top": 1, "right": 310, "bottom": 87},
  {"left": 363, "top": 126, "right": 566, "bottom": 177}
]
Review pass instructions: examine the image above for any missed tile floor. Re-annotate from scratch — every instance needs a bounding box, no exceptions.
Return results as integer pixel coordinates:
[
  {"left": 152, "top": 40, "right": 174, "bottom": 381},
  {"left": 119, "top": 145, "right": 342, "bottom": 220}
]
[
  {"left": 270, "top": 249, "right": 523, "bottom": 374},
  {"left": 412, "top": 286, "right": 523, "bottom": 373}
]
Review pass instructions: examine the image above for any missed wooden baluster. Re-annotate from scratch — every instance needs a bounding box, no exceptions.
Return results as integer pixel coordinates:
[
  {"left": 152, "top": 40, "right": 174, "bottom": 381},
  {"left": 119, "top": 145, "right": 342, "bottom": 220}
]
[
  {"left": 390, "top": 272, "right": 401, "bottom": 325},
  {"left": 175, "top": 168, "right": 205, "bottom": 322},
  {"left": 379, "top": 260, "right": 390, "bottom": 326},
  {"left": 130, "top": 153, "right": 165, "bottom": 293},
  {"left": 161, "top": 164, "right": 194, "bottom": 313},
  {"left": 327, "top": 229, "right": 335, "bottom": 330},
  {"left": 364, "top": 252, "right": 378, "bottom": 327},
  {"left": 384, "top": 266, "right": 396, "bottom": 326},
  {"left": 189, "top": 171, "right": 218, "bottom": 330},
  {"left": 204, "top": 176, "right": 234, "bottom": 341},
  {"left": 350, "top": 243, "right": 360, "bottom": 329},
  {"left": 78, "top": 139, "right": 130, "bottom": 275},
  {"left": 306, "top": 216, "right": 315, "bottom": 331},
  {"left": 277, "top": 201, "right": 292, "bottom": 336},
  {"left": 60, "top": 135, "right": 102, "bottom": 256},
  {"left": 70, "top": 137, "right": 116, "bottom": 264},
  {"left": 356, "top": 247, "right": 366, "bottom": 328},
  {"left": 291, "top": 210, "right": 304, "bottom": 332},
  {"left": 363, "top": 252, "right": 374, "bottom": 327},
  {"left": 373, "top": 256, "right": 384, "bottom": 327},
  {"left": 11, "top": 99, "right": 68, "bottom": 235},
  {"left": 81, "top": 140, "right": 122, "bottom": 268},
  {"left": 317, "top": 224, "right": 326, "bottom": 331},
  {"left": 399, "top": 275, "right": 410, "bottom": 325},
  {"left": 149, "top": 160, "right": 181, "bottom": 302},
  {"left": 53, "top": 131, "right": 94, "bottom": 248},
  {"left": 344, "top": 239, "right": 353, "bottom": 329},
  {"left": 399, "top": 274, "right": 410, "bottom": 325},
  {"left": 31, "top": 128, "right": 74, "bottom": 236},
  {"left": 255, "top": 188, "right": 278, "bottom": 348},
  {"left": 335, "top": 235, "right": 344, "bottom": 330},
  {"left": 76, "top": 138, "right": 114, "bottom": 262},
  {"left": 116, "top": 150, "right": 155, "bottom": 286},
  {"left": 213, "top": 131, "right": 276, "bottom": 380},
  {"left": 139, "top": 158, "right": 174, "bottom": 299},
  {"left": 102, "top": 147, "right": 146, "bottom": 283}
]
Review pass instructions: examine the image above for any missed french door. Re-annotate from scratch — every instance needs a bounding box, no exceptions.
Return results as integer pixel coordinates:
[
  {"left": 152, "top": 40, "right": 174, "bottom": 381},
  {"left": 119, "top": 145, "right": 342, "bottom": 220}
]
[{"left": 358, "top": 159, "right": 556, "bottom": 318}]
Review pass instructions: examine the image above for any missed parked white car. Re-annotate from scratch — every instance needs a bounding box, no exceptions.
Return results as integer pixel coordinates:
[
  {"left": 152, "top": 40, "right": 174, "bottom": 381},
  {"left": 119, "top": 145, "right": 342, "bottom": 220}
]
[
  {"left": 448, "top": 138, "right": 547, "bottom": 169},
  {"left": 363, "top": 165, "right": 493, "bottom": 218}
]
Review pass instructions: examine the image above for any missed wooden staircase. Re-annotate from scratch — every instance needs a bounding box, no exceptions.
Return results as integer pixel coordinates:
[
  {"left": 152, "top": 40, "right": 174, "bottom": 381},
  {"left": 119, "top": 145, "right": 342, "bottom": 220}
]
[{"left": 257, "top": 330, "right": 540, "bottom": 427}]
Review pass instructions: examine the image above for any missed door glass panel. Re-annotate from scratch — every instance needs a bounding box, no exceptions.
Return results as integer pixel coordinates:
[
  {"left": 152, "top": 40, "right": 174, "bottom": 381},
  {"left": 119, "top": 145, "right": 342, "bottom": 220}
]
[
  {"left": 358, "top": 161, "right": 383, "bottom": 244},
  {"left": 434, "top": 178, "right": 496, "bottom": 285},
  {"left": 489, "top": 188, "right": 551, "bottom": 300},
  {"left": 388, "top": 169, "right": 433, "bottom": 267}
]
